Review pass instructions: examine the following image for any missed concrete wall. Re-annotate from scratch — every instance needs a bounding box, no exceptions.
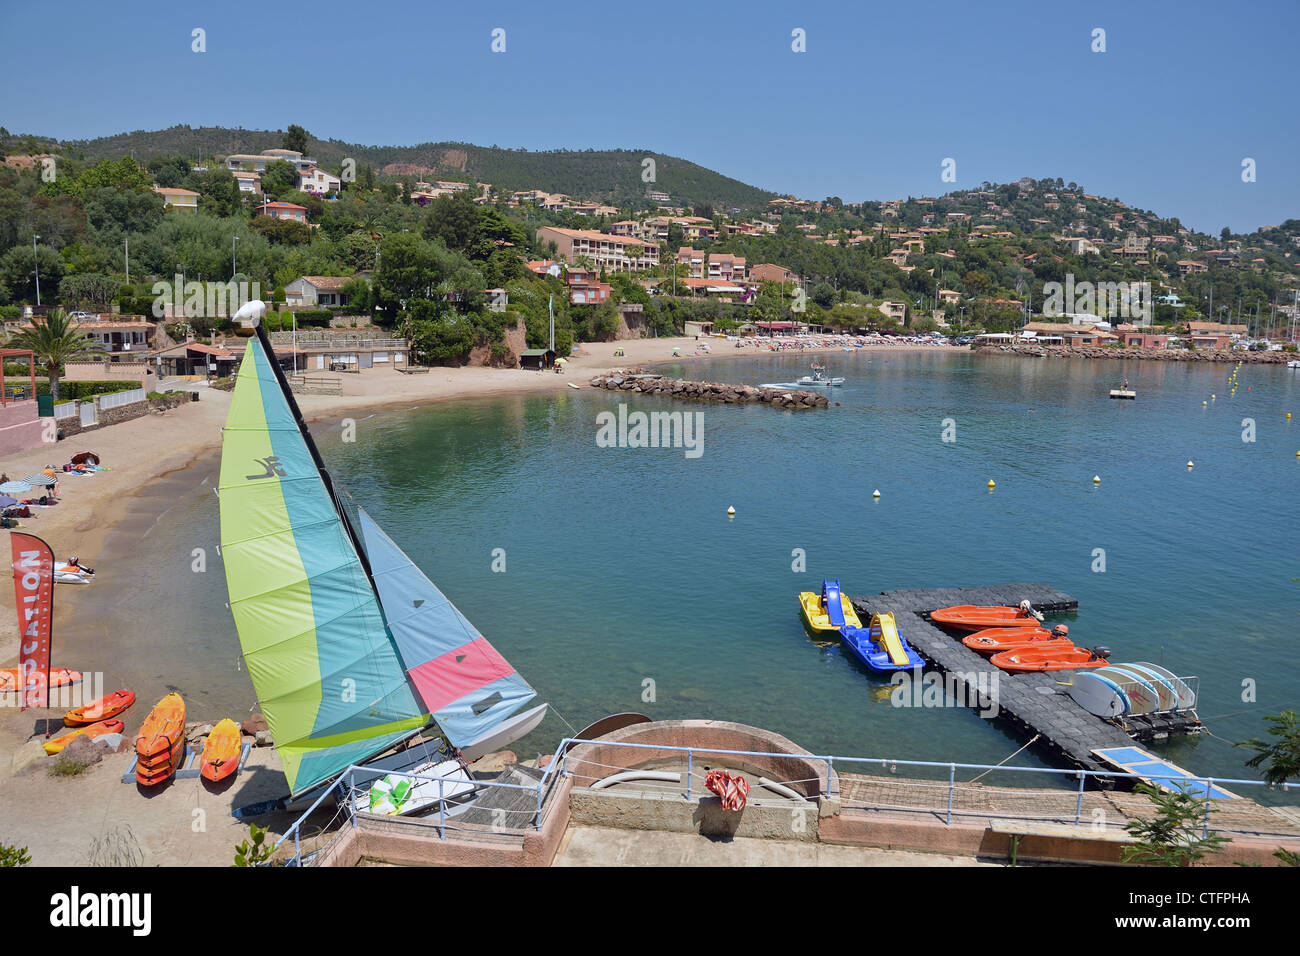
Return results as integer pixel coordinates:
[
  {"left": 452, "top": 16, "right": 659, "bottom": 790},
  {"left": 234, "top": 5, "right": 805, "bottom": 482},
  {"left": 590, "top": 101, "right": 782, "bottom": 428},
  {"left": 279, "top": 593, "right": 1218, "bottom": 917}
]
[
  {"left": 0, "top": 401, "right": 47, "bottom": 456},
  {"left": 64, "top": 361, "right": 158, "bottom": 392},
  {"left": 569, "top": 788, "right": 818, "bottom": 841}
]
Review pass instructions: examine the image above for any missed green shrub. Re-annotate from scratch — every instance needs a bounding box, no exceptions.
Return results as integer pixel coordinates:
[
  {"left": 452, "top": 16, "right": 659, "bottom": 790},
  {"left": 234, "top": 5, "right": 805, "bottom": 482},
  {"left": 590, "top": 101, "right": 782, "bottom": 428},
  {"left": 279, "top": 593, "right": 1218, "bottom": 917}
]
[
  {"left": 49, "top": 754, "right": 91, "bottom": 778},
  {"left": 233, "top": 823, "right": 273, "bottom": 867},
  {"left": 0, "top": 844, "right": 32, "bottom": 867}
]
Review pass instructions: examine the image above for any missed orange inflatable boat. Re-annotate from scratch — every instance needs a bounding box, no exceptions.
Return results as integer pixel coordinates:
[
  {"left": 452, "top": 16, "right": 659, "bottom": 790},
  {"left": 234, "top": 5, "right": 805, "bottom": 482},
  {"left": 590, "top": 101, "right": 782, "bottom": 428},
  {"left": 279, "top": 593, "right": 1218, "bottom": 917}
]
[
  {"left": 961, "top": 625, "right": 1071, "bottom": 654},
  {"left": 929, "top": 605, "right": 1042, "bottom": 631},
  {"left": 135, "top": 692, "right": 186, "bottom": 786},
  {"left": 990, "top": 646, "right": 1111, "bottom": 673},
  {"left": 64, "top": 690, "right": 136, "bottom": 726},
  {"left": 44, "top": 719, "right": 125, "bottom": 755},
  {"left": 200, "top": 718, "right": 243, "bottom": 782}
]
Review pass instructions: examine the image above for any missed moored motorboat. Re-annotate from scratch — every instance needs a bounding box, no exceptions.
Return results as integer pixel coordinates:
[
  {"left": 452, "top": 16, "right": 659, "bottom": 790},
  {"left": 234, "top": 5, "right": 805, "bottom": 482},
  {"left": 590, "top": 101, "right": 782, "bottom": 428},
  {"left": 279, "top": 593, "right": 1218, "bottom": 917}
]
[
  {"left": 990, "top": 645, "right": 1111, "bottom": 673},
  {"left": 795, "top": 363, "right": 845, "bottom": 387},
  {"left": 930, "top": 601, "right": 1043, "bottom": 631},
  {"left": 799, "top": 579, "right": 862, "bottom": 633},
  {"left": 961, "top": 624, "right": 1071, "bottom": 654}
]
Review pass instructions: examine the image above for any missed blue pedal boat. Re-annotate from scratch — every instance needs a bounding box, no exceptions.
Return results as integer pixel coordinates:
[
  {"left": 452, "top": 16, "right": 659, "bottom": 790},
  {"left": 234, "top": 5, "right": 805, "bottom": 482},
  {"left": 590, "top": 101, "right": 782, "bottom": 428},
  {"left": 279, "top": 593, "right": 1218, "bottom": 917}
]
[{"left": 840, "top": 611, "right": 925, "bottom": 672}]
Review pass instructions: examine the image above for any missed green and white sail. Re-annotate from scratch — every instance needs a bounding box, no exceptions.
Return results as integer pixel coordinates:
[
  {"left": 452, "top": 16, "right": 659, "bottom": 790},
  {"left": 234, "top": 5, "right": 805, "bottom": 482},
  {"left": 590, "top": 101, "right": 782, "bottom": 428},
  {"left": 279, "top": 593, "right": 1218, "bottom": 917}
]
[{"left": 218, "top": 335, "right": 426, "bottom": 795}]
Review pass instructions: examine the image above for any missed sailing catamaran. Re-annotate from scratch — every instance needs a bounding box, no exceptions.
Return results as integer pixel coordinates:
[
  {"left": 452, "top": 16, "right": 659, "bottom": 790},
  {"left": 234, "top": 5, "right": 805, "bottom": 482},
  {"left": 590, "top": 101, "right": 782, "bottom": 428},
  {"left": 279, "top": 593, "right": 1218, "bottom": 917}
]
[{"left": 219, "top": 308, "right": 547, "bottom": 815}]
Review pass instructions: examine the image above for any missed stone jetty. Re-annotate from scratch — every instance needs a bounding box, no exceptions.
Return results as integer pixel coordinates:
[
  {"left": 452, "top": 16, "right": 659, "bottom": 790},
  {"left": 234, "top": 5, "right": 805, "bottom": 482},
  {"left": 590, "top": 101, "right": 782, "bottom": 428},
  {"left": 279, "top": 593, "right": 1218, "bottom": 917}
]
[{"left": 589, "top": 370, "right": 829, "bottom": 408}]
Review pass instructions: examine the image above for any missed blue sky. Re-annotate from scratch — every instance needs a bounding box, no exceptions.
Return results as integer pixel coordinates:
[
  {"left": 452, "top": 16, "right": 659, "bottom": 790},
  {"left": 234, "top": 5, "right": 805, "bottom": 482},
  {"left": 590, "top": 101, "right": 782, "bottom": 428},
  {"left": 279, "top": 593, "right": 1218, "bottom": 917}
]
[{"left": 3, "top": 0, "right": 1296, "bottom": 234}]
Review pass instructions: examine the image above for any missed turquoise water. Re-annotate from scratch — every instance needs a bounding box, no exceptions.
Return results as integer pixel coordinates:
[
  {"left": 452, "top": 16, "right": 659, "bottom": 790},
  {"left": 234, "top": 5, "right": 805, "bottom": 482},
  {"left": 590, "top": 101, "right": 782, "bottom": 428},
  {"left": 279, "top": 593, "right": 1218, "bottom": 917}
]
[{"left": 122, "top": 351, "right": 1300, "bottom": 785}]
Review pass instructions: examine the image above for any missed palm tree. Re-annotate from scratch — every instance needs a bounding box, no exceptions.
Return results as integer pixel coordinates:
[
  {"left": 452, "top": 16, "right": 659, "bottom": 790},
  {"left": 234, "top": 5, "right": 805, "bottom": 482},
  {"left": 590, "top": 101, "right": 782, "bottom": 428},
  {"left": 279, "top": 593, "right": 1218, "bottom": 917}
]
[{"left": 6, "top": 309, "right": 105, "bottom": 401}]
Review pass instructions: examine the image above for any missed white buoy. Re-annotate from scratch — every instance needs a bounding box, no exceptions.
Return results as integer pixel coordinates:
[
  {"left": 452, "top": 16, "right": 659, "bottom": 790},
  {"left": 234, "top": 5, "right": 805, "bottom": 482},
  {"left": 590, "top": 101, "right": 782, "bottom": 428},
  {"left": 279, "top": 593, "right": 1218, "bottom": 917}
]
[
  {"left": 872, "top": 489, "right": 881, "bottom": 498},
  {"left": 1186, "top": 461, "right": 1194, "bottom": 469},
  {"left": 726, "top": 506, "right": 735, "bottom": 515},
  {"left": 1092, "top": 475, "right": 1100, "bottom": 484}
]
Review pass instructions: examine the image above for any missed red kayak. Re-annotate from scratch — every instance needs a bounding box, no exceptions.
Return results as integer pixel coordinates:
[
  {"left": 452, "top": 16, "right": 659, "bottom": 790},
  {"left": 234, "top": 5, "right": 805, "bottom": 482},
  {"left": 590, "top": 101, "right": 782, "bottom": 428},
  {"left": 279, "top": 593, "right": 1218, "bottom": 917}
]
[
  {"left": 961, "top": 624, "right": 1072, "bottom": 654},
  {"left": 930, "top": 605, "right": 1042, "bottom": 632},
  {"left": 991, "top": 646, "right": 1111, "bottom": 673}
]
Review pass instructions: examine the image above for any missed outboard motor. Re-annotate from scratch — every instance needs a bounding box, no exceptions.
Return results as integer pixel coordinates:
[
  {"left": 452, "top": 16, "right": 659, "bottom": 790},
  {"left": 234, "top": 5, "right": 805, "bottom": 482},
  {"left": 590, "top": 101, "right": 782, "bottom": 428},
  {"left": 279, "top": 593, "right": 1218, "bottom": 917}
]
[{"left": 1089, "top": 646, "right": 1111, "bottom": 661}]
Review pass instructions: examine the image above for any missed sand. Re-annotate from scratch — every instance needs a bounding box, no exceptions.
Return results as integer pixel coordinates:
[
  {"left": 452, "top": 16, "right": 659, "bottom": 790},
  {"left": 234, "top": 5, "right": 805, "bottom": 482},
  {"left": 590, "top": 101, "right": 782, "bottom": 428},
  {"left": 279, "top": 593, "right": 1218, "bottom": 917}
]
[{"left": 0, "top": 334, "right": 951, "bottom": 865}]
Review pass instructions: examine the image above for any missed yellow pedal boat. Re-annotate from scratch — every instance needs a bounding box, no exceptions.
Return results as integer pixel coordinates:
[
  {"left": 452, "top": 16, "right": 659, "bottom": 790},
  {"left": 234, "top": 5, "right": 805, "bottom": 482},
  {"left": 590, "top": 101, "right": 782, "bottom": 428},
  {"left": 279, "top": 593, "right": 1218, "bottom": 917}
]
[{"left": 799, "top": 579, "right": 862, "bottom": 633}]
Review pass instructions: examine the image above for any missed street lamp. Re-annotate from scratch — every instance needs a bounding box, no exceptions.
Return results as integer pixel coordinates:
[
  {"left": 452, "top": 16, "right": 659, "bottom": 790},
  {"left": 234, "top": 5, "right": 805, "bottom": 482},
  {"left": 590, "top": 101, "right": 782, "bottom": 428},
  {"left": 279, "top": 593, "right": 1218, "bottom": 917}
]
[{"left": 32, "top": 235, "right": 40, "bottom": 306}]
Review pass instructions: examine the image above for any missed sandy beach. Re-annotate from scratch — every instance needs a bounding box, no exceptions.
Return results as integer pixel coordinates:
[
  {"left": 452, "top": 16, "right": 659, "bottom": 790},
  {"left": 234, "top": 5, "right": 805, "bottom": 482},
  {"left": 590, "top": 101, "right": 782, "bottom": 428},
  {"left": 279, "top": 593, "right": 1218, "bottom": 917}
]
[{"left": 0, "top": 334, "right": 947, "bottom": 865}]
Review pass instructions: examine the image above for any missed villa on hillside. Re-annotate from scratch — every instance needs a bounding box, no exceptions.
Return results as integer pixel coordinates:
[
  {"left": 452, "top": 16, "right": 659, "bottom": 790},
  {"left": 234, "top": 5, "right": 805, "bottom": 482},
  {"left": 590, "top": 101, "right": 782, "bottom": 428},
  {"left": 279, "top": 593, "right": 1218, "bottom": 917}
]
[
  {"left": 260, "top": 200, "right": 309, "bottom": 222},
  {"left": 285, "top": 276, "right": 352, "bottom": 308},
  {"left": 153, "top": 187, "right": 200, "bottom": 212}
]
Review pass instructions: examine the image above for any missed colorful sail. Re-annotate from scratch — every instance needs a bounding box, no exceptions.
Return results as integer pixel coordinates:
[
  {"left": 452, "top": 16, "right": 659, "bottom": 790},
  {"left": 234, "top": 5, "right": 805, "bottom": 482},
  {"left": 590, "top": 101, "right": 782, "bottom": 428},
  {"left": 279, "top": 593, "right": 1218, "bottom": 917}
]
[
  {"left": 356, "top": 508, "right": 539, "bottom": 750},
  {"left": 219, "top": 336, "right": 426, "bottom": 795}
]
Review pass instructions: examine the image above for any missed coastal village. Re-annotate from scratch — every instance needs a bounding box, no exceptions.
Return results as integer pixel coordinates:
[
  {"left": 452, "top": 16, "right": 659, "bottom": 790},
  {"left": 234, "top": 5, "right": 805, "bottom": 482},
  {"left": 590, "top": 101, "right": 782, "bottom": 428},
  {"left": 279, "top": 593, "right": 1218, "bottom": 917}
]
[{"left": 1, "top": 126, "right": 1298, "bottom": 875}]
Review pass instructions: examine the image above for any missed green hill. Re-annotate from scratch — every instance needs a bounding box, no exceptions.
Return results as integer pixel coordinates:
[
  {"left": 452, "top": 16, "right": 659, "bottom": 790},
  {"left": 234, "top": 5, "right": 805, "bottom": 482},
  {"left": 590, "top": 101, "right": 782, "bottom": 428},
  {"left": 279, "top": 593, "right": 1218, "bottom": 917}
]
[{"left": 50, "top": 125, "right": 777, "bottom": 211}]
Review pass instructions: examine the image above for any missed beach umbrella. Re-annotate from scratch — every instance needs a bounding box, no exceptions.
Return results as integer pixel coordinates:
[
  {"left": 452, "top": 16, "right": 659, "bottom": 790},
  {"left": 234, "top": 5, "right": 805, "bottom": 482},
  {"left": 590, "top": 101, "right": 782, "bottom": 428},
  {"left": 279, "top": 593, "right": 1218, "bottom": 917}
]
[
  {"left": 0, "top": 482, "right": 32, "bottom": 495},
  {"left": 22, "top": 474, "right": 56, "bottom": 487},
  {"left": 0, "top": 496, "right": 17, "bottom": 508},
  {"left": 70, "top": 452, "right": 99, "bottom": 465}
]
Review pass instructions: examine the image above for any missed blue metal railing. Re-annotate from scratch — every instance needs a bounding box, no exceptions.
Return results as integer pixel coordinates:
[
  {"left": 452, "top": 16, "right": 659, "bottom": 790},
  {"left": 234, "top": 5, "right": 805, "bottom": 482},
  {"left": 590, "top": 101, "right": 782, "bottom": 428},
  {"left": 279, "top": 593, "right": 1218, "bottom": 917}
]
[{"left": 270, "top": 737, "right": 1297, "bottom": 866}]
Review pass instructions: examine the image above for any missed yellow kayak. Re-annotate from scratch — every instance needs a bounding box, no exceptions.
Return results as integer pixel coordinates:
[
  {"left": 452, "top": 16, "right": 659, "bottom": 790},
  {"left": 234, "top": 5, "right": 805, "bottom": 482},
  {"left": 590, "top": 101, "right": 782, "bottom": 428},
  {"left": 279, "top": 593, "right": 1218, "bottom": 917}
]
[{"left": 799, "top": 580, "right": 862, "bottom": 633}]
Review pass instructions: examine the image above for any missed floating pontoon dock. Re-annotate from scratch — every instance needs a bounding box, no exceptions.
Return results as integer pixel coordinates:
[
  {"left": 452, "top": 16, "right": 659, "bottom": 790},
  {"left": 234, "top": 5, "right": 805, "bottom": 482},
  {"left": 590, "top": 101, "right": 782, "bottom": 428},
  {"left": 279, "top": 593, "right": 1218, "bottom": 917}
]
[{"left": 851, "top": 583, "right": 1202, "bottom": 780}]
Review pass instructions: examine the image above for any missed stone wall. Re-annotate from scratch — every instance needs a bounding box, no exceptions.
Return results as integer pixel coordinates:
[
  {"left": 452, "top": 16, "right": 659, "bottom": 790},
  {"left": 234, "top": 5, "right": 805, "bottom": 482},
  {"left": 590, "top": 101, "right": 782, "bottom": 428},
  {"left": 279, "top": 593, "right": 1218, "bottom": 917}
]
[
  {"left": 55, "top": 393, "right": 188, "bottom": 439},
  {"left": 589, "top": 371, "right": 830, "bottom": 408}
]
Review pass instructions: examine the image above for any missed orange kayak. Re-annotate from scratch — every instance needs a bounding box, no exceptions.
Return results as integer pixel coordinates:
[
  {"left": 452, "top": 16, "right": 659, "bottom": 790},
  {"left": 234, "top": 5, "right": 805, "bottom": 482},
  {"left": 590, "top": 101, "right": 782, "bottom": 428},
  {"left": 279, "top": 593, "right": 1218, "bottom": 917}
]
[
  {"left": 0, "top": 667, "right": 83, "bottom": 694},
  {"left": 991, "top": 647, "right": 1111, "bottom": 672},
  {"left": 930, "top": 606, "right": 1043, "bottom": 631},
  {"left": 44, "top": 719, "right": 125, "bottom": 755},
  {"left": 65, "top": 690, "right": 136, "bottom": 726},
  {"left": 135, "top": 692, "right": 186, "bottom": 786},
  {"left": 962, "top": 627, "right": 1063, "bottom": 654},
  {"left": 200, "top": 719, "right": 243, "bottom": 782}
]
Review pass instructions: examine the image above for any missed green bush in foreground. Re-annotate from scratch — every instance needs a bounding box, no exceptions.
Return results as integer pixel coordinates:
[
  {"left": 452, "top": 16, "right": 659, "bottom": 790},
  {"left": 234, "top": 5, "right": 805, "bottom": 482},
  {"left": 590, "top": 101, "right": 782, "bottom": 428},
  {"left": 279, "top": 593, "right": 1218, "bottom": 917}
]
[
  {"left": 233, "top": 823, "right": 273, "bottom": 867},
  {"left": 0, "top": 843, "right": 32, "bottom": 867},
  {"left": 1122, "top": 783, "right": 1229, "bottom": 867}
]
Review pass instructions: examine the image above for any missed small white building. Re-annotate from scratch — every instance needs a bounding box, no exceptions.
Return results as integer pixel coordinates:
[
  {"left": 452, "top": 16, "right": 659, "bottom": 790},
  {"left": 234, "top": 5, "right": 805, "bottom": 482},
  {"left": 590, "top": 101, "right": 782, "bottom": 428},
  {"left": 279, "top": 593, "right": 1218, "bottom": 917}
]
[
  {"left": 298, "top": 166, "right": 341, "bottom": 195},
  {"left": 285, "top": 276, "right": 351, "bottom": 308}
]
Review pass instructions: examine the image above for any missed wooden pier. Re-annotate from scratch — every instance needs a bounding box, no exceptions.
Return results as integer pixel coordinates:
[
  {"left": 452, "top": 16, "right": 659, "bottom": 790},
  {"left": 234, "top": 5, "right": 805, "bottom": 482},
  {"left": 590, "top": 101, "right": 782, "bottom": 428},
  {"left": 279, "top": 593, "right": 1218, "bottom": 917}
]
[{"left": 851, "top": 583, "right": 1201, "bottom": 779}]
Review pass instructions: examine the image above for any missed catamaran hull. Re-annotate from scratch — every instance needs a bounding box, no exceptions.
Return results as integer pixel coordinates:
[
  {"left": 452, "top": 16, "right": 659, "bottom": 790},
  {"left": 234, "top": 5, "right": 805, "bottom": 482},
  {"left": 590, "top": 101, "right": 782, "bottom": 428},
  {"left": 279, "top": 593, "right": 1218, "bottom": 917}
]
[
  {"left": 459, "top": 703, "right": 550, "bottom": 763},
  {"left": 349, "top": 756, "right": 478, "bottom": 817}
]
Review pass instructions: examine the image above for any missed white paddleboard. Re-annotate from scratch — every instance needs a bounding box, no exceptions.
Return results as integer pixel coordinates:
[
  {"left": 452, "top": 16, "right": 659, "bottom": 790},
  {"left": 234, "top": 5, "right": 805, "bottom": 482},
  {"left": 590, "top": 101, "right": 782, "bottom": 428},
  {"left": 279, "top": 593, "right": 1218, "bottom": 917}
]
[
  {"left": 1132, "top": 662, "right": 1196, "bottom": 711},
  {"left": 1104, "top": 664, "right": 1163, "bottom": 716},
  {"left": 1068, "top": 671, "right": 1129, "bottom": 718}
]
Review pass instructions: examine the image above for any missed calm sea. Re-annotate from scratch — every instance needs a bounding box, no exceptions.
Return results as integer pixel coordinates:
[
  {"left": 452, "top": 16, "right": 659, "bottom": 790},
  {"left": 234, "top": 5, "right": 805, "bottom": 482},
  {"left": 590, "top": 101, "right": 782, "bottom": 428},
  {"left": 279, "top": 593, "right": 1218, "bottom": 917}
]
[{"left": 96, "top": 350, "right": 1299, "bottom": 784}]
